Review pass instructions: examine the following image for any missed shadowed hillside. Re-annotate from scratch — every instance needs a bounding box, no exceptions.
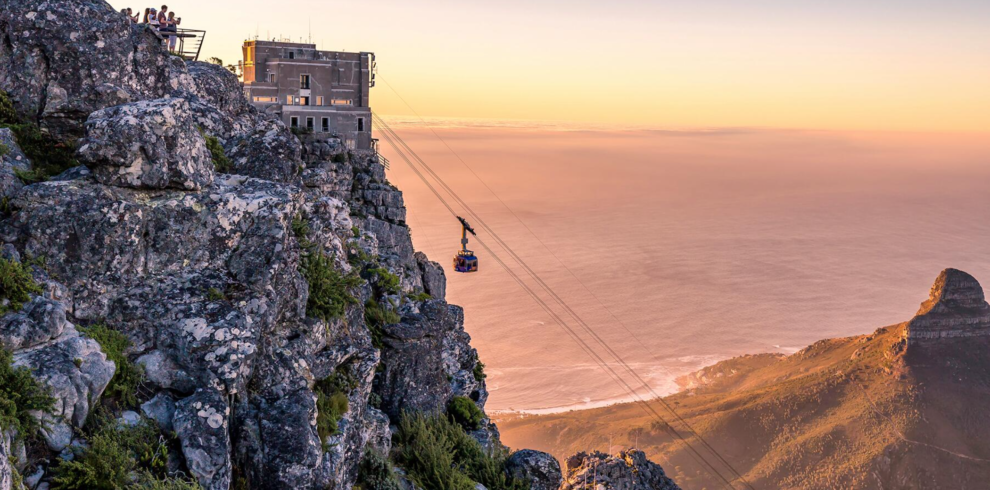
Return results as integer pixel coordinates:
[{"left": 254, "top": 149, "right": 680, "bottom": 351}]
[{"left": 497, "top": 269, "right": 990, "bottom": 489}]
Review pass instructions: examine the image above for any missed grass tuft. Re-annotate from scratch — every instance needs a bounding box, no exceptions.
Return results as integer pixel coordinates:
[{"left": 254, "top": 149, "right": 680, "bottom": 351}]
[
  {"left": 77, "top": 325, "right": 144, "bottom": 408},
  {"left": 447, "top": 396, "right": 484, "bottom": 431},
  {"left": 51, "top": 411, "right": 199, "bottom": 490},
  {"left": 394, "top": 412, "right": 527, "bottom": 490},
  {"left": 366, "top": 267, "right": 401, "bottom": 296},
  {"left": 0, "top": 347, "right": 54, "bottom": 441},
  {"left": 364, "top": 299, "right": 400, "bottom": 349},
  {"left": 198, "top": 128, "right": 230, "bottom": 173},
  {"left": 0, "top": 257, "right": 43, "bottom": 316},
  {"left": 301, "top": 251, "right": 362, "bottom": 322},
  {"left": 314, "top": 369, "right": 357, "bottom": 451},
  {"left": 356, "top": 449, "right": 402, "bottom": 490}
]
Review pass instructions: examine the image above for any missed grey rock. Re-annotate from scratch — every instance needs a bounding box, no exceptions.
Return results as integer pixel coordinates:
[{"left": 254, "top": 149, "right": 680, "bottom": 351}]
[
  {"left": 0, "top": 296, "right": 69, "bottom": 351},
  {"left": 141, "top": 392, "right": 177, "bottom": 432},
  {"left": 561, "top": 450, "right": 680, "bottom": 490},
  {"left": 174, "top": 388, "right": 232, "bottom": 490},
  {"left": 908, "top": 269, "right": 990, "bottom": 341},
  {"left": 416, "top": 252, "right": 446, "bottom": 301},
  {"left": 0, "top": 0, "right": 191, "bottom": 139},
  {"left": 49, "top": 166, "right": 91, "bottom": 182},
  {"left": 13, "top": 325, "right": 115, "bottom": 452},
  {"left": 0, "top": 430, "right": 11, "bottom": 490},
  {"left": 505, "top": 450, "right": 563, "bottom": 490},
  {"left": 184, "top": 62, "right": 252, "bottom": 118},
  {"left": 0, "top": 128, "right": 28, "bottom": 200},
  {"left": 78, "top": 98, "right": 215, "bottom": 190},
  {"left": 119, "top": 410, "right": 141, "bottom": 427},
  {"left": 225, "top": 117, "right": 303, "bottom": 183}
]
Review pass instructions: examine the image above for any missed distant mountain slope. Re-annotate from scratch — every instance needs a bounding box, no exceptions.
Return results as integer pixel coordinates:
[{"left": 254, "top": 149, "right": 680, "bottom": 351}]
[{"left": 497, "top": 269, "right": 990, "bottom": 489}]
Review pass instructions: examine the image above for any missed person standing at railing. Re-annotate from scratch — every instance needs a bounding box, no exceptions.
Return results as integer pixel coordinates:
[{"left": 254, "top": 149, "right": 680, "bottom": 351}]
[
  {"left": 142, "top": 8, "right": 152, "bottom": 24},
  {"left": 148, "top": 8, "right": 159, "bottom": 28},
  {"left": 166, "top": 13, "right": 181, "bottom": 52}
]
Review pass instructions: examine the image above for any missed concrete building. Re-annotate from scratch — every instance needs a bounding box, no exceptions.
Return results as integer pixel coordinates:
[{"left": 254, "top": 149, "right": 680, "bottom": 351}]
[{"left": 241, "top": 40, "right": 376, "bottom": 150}]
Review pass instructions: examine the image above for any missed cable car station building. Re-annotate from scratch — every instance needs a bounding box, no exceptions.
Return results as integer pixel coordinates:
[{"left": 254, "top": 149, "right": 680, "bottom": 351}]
[{"left": 241, "top": 40, "right": 376, "bottom": 150}]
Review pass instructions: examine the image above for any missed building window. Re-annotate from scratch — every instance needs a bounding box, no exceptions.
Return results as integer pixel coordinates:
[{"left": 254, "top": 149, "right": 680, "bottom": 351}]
[
  {"left": 322, "top": 117, "right": 330, "bottom": 132},
  {"left": 267, "top": 73, "right": 276, "bottom": 83},
  {"left": 316, "top": 96, "right": 324, "bottom": 106},
  {"left": 300, "top": 96, "right": 310, "bottom": 106},
  {"left": 290, "top": 117, "right": 299, "bottom": 128},
  {"left": 294, "top": 97, "right": 300, "bottom": 105},
  {"left": 358, "top": 118, "right": 365, "bottom": 132},
  {"left": 300, "top": 75, "right": 311, "bottom": 89},
  {"left": 253, "top": 96, "right": 278, "bottom": 103},
  {"left": 285, "top": 95, "right": 293, "bottom": 105},
  {"left": 306, "top": 117, "right": 315, "bottom": 131},
  {"left": 331, "top": 99, "right": 353, "bottom": 106},
  {"left": 288, "top": 51, "right": 295, "bottom": 59}
]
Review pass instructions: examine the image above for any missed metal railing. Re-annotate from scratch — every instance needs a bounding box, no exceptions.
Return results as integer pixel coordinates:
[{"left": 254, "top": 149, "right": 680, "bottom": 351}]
[{"left": 173, "top": 29, "right": 207, "bottom": 61}]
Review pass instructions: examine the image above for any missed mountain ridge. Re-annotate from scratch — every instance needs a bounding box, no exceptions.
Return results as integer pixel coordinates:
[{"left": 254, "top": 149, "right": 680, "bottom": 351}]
[{"left": 498, "top": 268, "right": 990, "bottom": 489}]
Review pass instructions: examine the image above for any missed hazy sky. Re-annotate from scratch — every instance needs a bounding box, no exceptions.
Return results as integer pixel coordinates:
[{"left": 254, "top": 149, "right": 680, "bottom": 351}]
[{"left": 110, "top": 0, "right": 990, "bottom": 131}]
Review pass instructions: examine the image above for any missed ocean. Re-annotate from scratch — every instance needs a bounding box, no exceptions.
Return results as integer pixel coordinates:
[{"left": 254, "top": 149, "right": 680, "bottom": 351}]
[{"left": 379, "top": 118, "right": 990, "bottom": 413}]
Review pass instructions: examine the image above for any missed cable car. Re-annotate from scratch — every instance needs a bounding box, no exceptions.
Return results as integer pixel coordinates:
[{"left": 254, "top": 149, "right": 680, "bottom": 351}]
[{"left": 453, "top": 216, "right": 479, "bottom": 273}]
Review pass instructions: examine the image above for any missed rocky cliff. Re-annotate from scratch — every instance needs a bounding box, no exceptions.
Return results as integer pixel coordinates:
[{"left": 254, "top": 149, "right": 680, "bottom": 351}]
[
  {"left": 906, "top": 268, "right": 990, "bottom": 342},
  {"left": 0, "top": 2, "right": 676, "bottom": 490}
]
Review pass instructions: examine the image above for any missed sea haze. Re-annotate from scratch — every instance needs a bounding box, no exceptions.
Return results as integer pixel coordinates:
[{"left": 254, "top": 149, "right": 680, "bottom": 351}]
[{"left": 379, "top": 118, "right": 990, "bottom": 413}]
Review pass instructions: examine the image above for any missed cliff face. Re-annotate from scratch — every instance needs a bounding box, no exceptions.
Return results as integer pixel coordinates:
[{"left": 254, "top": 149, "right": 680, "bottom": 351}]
[
  {"left": 907, "top": 268, "right": 990, "bottom": 341},
  {"left": 0, "top": 1, "right": 491, "bottom": 489},
  {"left": 0, "top": 4, "right": 685, "bottom": 490}
]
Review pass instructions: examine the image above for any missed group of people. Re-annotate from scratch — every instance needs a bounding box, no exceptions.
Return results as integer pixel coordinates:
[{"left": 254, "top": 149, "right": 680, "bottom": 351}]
[{"left": 119, "top": 5, "right": 182, "bottom": 52}]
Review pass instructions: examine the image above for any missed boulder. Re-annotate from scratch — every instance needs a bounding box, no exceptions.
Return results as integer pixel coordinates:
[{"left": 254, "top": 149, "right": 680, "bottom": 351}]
[
  {"left": 174, "top": 388, "right": 232, "bottom": 490},
  {"left": 0, "top": 128, "right": 28, "bottom": 200},
  {"left": 78, "top": 98, "right": 215, "bottom": 190},
  {"left": 0, "top": 0, "right": 192, "bottom": 139},
  {"left": 908, "top": 269, "right": 990, "bottom": 341},
  {"left": 0, "top": 296, "right": 69, "bottom": 351},
  {"left": 185, "top": 62, "right": 252, "bottom": 118},
  {"left": 416, "top": 252, "right": 447, "bottom": 301},
  {"left": 561, "top": 450, "right": 680, "bottom": 490},
  {"left": 505, "top": 450, "right": 563, "bottom": 490},
  {"left": 226, "top": 118, "right": 303, "bottom": 184},
  {"left": 13, "top": 325, "right": 115, "bottom": 452}
]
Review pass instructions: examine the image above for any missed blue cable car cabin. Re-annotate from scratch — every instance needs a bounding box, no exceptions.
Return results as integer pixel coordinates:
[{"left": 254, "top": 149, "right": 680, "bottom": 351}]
[{"left": 453, "top": 217, "right": 479, "bottom": 273}]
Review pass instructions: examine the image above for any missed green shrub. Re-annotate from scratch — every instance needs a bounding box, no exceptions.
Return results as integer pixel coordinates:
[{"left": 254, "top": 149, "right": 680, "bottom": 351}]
[
  {"left": 366, "top": 267, "right": 401, "bottom": 296},
  {"left": 314, "top": 370, "right": 357, "bottom": 451},
  {"left": 351, "top": 226, "right": 361, "bottom": 238},
  {"left": 51, "top": 412, "right": 196, "bottom": 490},
  {"left": 291, "top": 215, "right": 313, "bottom": 250},
  {"left": 0, "top": 347, "right": 54, "bottom": 441},
  {"left": 0, "top": 257, "right": 43, "bottom": 315},
  {"left": 204, "top": 134, "right": 231, "bottom": 173},
  {"left": 473, "top": 360, "right": 486, "bottom": 382},
  {"left": 364, "top": 299, "right": 400, "bottom": 349},
  {"left": 356, "top": 449, "right": 402, "bottom": 490},
  {"left": 136, "top": 474, "right": 202, "bottom": 490},
  {"left": 0, "top": 91, "right": 17, "bottom": 125},
  {"left": 206, "top": 287, "right": 226, "bottom": 302},
  {"left": 406, "top": 292, "right": 432, "bottom": 303},
  {"left": 394, "top": 413, "right": 526, "bottom": 490},
  {"left": 332, "top": 152, "right": 347, "bottom": 164},
  {"left": 0, "top": 142, "right": 9, "bottom": 158},
  {"left": 347, "top": 243, "right": 372, "bottom": 267},
  {"left": 447, "top": 396, "right": 483, "bottom": 431},
  {"left": 301, "top": 251, "right": 362, "bottom": 322},
  {"left": 77, "top": 325, "right": 143, "bottom": 408},
  {"left": 1, "top": 123, "right": 77, "bottom": 182}
]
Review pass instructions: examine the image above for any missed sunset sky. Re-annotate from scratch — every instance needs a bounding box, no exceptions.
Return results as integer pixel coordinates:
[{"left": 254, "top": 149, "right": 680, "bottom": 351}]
[{"left": 110, "top": 0, "right": 990, "bottom": 132}]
